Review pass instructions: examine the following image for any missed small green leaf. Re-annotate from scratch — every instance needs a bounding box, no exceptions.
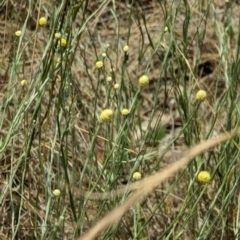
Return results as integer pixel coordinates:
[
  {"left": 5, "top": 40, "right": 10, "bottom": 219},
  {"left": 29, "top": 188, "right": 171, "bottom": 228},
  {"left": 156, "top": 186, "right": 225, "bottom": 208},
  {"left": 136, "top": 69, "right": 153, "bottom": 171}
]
[{"left": 154, "top": 126, "right": 166, "bottom": 141}]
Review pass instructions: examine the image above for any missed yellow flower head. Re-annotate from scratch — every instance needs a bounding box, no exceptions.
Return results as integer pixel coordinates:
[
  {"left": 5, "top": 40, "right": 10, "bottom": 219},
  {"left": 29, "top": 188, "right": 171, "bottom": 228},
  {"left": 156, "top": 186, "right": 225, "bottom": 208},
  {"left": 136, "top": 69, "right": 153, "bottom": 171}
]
[
  {"left": 38, "top": 17, "right": 47, "bottom": 26},
  {"left": 107, "top": 76, "right": 112, "bottom": 82},
  {"left": 20, "top": 80, "right": 27, "bottom": 86},
  {"left": 196, "top": 90, "right": 207, "bottom": 102},
  {"left": 53, "top": 189, "right": 61, "bottom": 196},
  {"left": 139, "top": 75, "right": 149, "bottom": 87},
  {"left": 102, "top": 53, "right": 107, "bottom": 58},
  {"left": 197, "top": 171, "right": 211, "bottom": 184},
  {"left": 96, "top": 61, "right": 103, "bottom": 69},
  {"left": 15, "top": 30, "right": 22, "bottom": 37},
  {"left": 100, "top": 109, "right": 113, "bottom": 122},
  {"left": 114, "top": 83, "right": 120, "bottom": 89},
  {"left": 58, "top": 38, "right": 67, "bottom": 47},
  {"left": 133, "top": 172, "right": 142, "bottom": 180},
  {"left": 54, "top": 32, "right": 61, "bottom": 39},
  {"left": 123, "top": 45, "right": 129, "bottom": 52},
  {"left": 121, "top": 108, "right": 130, "bottom": 116}
]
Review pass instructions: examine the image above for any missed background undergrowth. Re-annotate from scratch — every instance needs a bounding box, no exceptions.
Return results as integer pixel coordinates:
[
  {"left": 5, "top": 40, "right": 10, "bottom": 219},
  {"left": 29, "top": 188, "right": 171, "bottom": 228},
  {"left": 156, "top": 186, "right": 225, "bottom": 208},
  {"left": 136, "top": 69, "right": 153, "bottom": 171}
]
[{"left": 1, "top": 0, "right": 240, "bottom": 239}]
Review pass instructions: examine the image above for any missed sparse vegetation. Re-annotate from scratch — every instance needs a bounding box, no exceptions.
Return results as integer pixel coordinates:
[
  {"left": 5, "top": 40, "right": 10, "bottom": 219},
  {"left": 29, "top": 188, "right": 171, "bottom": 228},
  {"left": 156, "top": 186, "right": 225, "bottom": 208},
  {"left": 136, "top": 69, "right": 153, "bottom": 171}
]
[{"left": 1, "top": 0, "right": 240, "bottom": 239}]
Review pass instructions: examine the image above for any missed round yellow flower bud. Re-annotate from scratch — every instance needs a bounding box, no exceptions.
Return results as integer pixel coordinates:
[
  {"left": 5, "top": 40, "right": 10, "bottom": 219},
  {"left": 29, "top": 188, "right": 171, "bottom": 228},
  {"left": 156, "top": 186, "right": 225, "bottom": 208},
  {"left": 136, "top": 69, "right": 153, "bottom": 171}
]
[
  {"left": 114, "top": 83, "right": 120, "bottom": 89},
  {"left": 196, "top": 90, "right": 207, "bottom": 102},
  {"left": 107, "top": 76, "right": 112, "bottom": 82},
  {"left": 197, "top": 171, "right": 211, "bottom": 184},
  {"left": 15, "top": 30, "right": 22, "bottom": 37},
  {"left": 58, "top": 38, "right": 67, "bottom": 47},
  {"left": 54, "top": 32, "right": 61, "bottom": 39},
  {"left": 53, "top": 189, "right": 61, "bottom": 196},
  {"left": 38, "top": 17, "right": 47, "bottom": 26},
  {"left": 133, "top": 172, "right": 142, "bottom": 180},
  {"left": 121, "top": 108, "right": 130, "bottom": 116},
  {"left": 139, "top": 75, "right": 149, "bottom": 87},
  {"left": 96, "top": 61, "right": 103, "bottom": 69},
  {"left": 123, "top": 45, "right": 129, "bottom": 52},
  {"left": 20, "top": 80, "right": 27, "bottom": 86},
  {"left": 102, "top": 53, "right": 107, "bottom": 58},
  {"left": 100, "top": 109, "right": 113, "bottom": 122}
]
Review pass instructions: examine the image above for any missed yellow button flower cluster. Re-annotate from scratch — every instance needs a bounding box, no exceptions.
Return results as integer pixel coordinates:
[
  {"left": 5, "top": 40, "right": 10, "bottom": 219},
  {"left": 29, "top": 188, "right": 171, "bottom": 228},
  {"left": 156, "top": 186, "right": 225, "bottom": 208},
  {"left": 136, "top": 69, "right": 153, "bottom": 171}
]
[
  {"left": 58, "top": 38, "right": 67, "bottom": 47},
  {"left": 133, "top": 172, "right": 142, "bottom": 180},
  {"left": 38, "top": 17, "right": 47, "bottom": 26},
  {"left": 114, "top": 83, "right": 120, "bottom": 89},
  {"left": 15, "top": 30, "right": 22, "bottom": 37},
  {"left": 139, "top": 75, "right": 149, "bottom": 87},
  {"left": 123, "top": 45, "right": 129, "bottom": 52},
  {"left": 121, "top": 109, "right": 130, "bottom": 116},
  {"left": 197, "top": 171, "right": 211, "bottom": 184},
  {"left": 54, "top": 32, "right": 61, "bottom": 39},
  {"left": 196, "top": 90, "right": 207, "bottom": 102},
  {"left": 53, "top": 189, "right": 61, "bottom": 196},
  {"left": 96, "top": 61, "right": 103, "bottom": 69},
  {"left": 100, "top": 109, "right": 113, "bottom": 122},
  {"left": 20, "top": 80, "right": 27, "bottom": 86}
]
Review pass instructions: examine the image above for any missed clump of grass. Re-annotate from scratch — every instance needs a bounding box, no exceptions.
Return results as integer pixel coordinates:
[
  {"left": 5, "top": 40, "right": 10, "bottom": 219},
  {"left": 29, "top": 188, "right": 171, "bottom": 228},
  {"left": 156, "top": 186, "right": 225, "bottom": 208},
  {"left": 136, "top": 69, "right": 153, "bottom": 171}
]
[{"left": 1, "top": 0, "right": 240, "bottom": 239}]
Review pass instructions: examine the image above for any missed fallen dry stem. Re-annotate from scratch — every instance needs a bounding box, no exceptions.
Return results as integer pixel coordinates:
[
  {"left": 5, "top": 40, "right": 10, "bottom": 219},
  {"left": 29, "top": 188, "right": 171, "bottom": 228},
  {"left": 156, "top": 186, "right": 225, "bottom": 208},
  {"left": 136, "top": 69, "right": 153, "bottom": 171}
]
[{"left": 78, "top": 128, "right": 240, "bottom": 240}]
